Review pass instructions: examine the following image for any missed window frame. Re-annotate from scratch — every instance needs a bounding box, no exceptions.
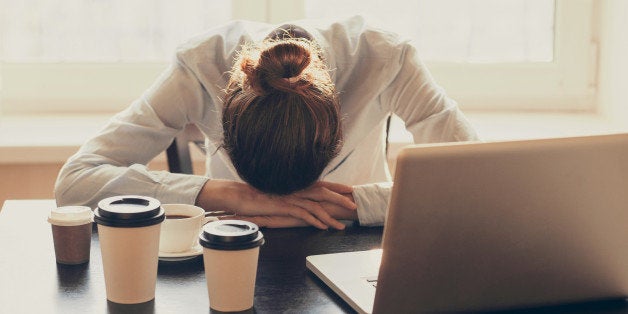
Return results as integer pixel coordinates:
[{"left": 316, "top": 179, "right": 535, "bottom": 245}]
[
  {"left": 425, "top": 0, "right": 598, "bottom": 111},
  {"left": 0, "top": 0, "right": 598, "bottom": 115}
]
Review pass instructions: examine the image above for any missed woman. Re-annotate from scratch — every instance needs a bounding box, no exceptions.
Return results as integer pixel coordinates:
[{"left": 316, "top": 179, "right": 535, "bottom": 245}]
[{"left": 55, "top": 16, "right": 478, "bottom": 229}]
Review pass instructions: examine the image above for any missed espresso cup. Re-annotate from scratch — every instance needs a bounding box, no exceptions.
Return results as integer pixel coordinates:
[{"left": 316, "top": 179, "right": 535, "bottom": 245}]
[
  {"left": 48, "top": 206, "right": 93, "bottom": 265},
  {"left": 159, "top": 204, "right": 216, "bottom": 253},
  {"left": 94, "top": 195, "right": 165, "bottom": 304},
  {"left": 199, "top": 220, "right": 265, "bottom": 312}
]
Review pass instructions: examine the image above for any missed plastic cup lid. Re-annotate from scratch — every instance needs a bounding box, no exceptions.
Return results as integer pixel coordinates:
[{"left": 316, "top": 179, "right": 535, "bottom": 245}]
[
  {"left": 48, "top": 206, "right": 93, "bottom": 226},
  {"left": 199, "top": 220, "right": 265, "bottom": 250},
  {"left": 94, "top": 195, "right": 165, "bottom": 228}
]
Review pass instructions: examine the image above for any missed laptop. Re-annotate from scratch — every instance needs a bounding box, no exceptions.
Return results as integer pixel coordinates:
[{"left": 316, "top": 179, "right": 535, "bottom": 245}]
[{"left": 307, "top": 133, "right": 628, "bottom": 313}]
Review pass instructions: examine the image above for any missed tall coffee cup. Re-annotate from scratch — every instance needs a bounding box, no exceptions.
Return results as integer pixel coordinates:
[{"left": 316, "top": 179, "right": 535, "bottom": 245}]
[
  {"left": 48, "top": 206, "right": 93, "bottom": 265},
  {"left": 94, "top": 195, "right": 165, "bottom": 304},
  {"left": 199, "top": 220, "right": 265, "bottom": 312}
]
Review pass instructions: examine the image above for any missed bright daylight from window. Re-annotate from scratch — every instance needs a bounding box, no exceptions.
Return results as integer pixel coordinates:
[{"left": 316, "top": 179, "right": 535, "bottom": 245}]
[
  {"left": 0, "top": 0, "right": 232, "bottom": 62},
  {"left": 0, "top": 0, "right": 554, "bottom": 63},
  {"left": 1, "top": 0, "right": 594, "bottom": 115},
  {"left": 305, "top": 0, "right": 555, "bottom": 63}
]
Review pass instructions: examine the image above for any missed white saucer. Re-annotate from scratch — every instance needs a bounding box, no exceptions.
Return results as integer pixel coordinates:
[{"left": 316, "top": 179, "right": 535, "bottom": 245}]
[{"left": 158, "top": 245, "right": 203, "bottom": 262}]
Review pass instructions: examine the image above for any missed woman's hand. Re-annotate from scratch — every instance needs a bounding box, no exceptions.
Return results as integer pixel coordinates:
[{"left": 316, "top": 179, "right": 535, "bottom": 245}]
[
  {"left": 219, "top": 193, "right": 359, "bottom": 229},
  {"left": 196, "top": 180, "right": 357, "bottom": 230}
]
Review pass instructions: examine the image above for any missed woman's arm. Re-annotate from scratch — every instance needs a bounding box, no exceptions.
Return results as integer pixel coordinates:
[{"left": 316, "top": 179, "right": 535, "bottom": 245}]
[
  {"left": 207, "top": 181, "right": 358, "bottom": 229},
  {"left": 381, "top": 43, "right": 479, "bottom": 143},
  {"left": 54, "top": 53, "right": 211, "bottom": 209},
  {"left": 336, "top": 43, "right": 480, "bottom": 227}
]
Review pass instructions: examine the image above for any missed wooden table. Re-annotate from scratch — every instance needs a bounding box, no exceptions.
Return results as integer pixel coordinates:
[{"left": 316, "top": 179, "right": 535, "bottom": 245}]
[{"left": 2, "top": 200, "right": 628, "bottom": 314}]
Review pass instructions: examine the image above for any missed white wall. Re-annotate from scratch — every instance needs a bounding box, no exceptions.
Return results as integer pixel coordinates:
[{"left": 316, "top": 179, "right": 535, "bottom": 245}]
[{"left": 598, "top": 0, "right": 628, "bottom": 123}]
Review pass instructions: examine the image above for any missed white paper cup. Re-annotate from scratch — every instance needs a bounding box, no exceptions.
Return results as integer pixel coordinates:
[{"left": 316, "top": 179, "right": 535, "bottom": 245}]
[
  {"left": 199, "top": 220, "right": 265, "bottom": 312},
  {"left": 159, "top": 204, "right": 214, "bottom": 253},
  {"left": 94, "top": 195, "right": 165, "bottom": 304}
]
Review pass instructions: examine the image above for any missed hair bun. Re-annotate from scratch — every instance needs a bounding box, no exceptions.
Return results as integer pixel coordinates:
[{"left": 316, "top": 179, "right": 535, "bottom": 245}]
[
  {"left": 232, "top": 38, "right": 333, "bottom": 97},
  {"left": 241, "top": 41, "right": 312, "bottom": 94}
]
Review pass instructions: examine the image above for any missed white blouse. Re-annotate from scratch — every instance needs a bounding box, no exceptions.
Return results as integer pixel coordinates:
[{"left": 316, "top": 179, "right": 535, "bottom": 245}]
[{"left": 55, "top": 16, "right": 479, "bottom": 226}]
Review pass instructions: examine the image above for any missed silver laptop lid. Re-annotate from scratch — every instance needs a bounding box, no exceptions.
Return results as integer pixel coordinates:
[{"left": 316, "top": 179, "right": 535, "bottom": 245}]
[{"left": 374, "top": 133, "right": 628, "bottom": 313}]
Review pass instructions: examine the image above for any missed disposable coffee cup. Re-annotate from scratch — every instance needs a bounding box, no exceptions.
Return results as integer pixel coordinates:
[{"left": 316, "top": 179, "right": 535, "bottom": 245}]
[
  {"left": 199, "top": 220, "right": 265, "bottom": 312},
  {"left": 48, "top": 206, "right": 93, "bottom": 265},
  {"left": 94, "top": 195, "right": 165, "bottom": 304},
  {"left": 160, "top": 204, "right": 215, "bottom": 254}
]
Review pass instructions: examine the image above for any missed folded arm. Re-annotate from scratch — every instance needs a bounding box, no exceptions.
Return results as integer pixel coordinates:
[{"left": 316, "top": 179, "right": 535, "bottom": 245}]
[
  {"left": 211, "top": 181, "right": 358, "bottom": 229},
  {"left": 54, "top": 54, "right": 212, "bottom": 209}
]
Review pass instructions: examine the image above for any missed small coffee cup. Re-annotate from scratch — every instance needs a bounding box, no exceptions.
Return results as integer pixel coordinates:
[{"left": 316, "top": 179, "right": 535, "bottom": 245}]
[
  {"left": 199, "top": 220, "right": 265, "bottom": 312},
  {"left": 94, "top": 195, "right": 165, "bottom": 304},
  {"left": 159, "top": 204, "right": 216, "bottom": 253},
  {"left": 48, "top": 206, "right": 93, "bottom": 265}
]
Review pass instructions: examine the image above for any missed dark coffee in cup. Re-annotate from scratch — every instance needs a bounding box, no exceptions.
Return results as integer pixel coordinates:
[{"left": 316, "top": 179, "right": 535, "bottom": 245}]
[
  {"left": 199, "top": 220, "right": 264, "bottom": 311},
  {"left": 94, "top": 195, "right": 165, "bottom": 304},
  {"left": 166, "top": 215, "right": 192, "bottom": 220}
]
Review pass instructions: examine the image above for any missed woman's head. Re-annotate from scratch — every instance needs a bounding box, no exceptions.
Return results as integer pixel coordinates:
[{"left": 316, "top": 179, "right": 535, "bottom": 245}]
[{"left": 222, "top": 38, "right": 342, "bottom": 195}]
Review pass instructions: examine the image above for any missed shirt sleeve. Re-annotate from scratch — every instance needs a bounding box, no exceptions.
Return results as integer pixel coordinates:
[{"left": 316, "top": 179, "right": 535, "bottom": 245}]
[
  {"left": 353, "top": 182, "right": 393, "bottom": 226},
  {"left": 352, "top": 42, "right": 480, "bottom": 226},
  {"left": 54, "top": 53, "right": 212, "bottom": 209},
  {"left": 381, "top": 42, "right": 479, "bottom": 143}
]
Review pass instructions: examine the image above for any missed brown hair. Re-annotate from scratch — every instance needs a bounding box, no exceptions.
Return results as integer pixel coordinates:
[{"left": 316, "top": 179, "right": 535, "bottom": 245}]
[{"left": 222, "top": 38, "right": 342, "bottom": 195}]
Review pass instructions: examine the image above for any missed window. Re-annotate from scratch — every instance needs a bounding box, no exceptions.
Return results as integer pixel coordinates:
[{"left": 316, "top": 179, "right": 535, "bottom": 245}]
[
  {"left": 0, "top": 0, "right": 233, "bottom": 114},
  {"left": 305, "top": 0, "right": 555, "bottom": 63},
  {"left": 1, "top": 1, "right": 232, "bottom": 62},
  {"left": 0, "top": 0, "right": 598, "bottom": 115},
  {"left": 301, "top": 0, "right": 597, "bottom": 111}
]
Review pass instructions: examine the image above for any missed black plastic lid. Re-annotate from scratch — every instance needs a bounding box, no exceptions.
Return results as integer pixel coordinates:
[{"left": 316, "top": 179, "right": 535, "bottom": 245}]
[
  {"left": 199, "top": 220, "right": 265, "bottom": 250},
  {"left": 94, "top": 195, "right": 165, "bottom": 228}
]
